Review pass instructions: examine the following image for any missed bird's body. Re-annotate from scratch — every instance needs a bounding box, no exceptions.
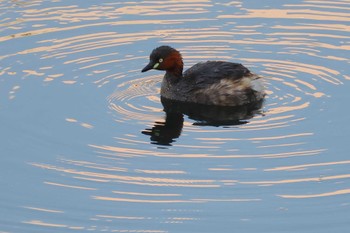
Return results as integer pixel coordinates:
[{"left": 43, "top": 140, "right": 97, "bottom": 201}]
[{"left": 142, "top": 46, "right": 265, "bottom": 106}]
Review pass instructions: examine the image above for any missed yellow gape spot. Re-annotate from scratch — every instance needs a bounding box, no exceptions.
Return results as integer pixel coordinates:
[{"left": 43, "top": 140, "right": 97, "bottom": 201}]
[{"left": 153, "top": 63, "right": 160, "bottom": 69}]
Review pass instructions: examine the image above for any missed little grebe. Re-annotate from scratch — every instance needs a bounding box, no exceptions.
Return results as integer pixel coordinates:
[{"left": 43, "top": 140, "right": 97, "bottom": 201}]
[{"left": 142, "top": 46, "right": 265, "bottom": 106}]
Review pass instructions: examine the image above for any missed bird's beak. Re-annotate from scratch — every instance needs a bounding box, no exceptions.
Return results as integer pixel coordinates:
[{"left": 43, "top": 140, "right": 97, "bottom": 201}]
[{"left": 141, "top": 62, "right": 155, "bottom": 72}]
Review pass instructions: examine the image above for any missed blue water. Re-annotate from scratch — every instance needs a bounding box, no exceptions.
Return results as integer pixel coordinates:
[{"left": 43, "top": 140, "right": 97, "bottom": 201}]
[{"left": 1, "top": 0, "right": 350, "bottom": 232}]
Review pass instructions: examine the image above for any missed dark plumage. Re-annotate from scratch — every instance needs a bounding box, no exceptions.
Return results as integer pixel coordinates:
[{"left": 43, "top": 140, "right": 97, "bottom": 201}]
[
  {"left": 142, "top": 46, "right": 265, "bottom": 106},
  {"left": 184, "top": 61, "right": 250, "bottom": 84}
]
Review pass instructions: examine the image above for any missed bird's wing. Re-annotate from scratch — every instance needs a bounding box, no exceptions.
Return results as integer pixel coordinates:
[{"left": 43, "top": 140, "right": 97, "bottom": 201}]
[{"left": 183, "top": 61, "right": 251, "bottom": 86}]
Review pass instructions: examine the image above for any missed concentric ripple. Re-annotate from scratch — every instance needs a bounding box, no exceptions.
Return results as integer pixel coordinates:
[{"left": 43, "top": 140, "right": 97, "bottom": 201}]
[
  {"left": 106, "top": 44, "right": 341, "bottom": 131},
  {"left": 1, "top": 0, "right": 350, "bottom": 232},
  {"left": 107, "top": 74, "right": 162, "bottom": 123}
]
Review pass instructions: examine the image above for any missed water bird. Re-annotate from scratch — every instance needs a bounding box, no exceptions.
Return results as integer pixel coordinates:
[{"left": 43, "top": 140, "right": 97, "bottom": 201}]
[{"left": 142, "top": 46, "right": 265, "bottom": 106}]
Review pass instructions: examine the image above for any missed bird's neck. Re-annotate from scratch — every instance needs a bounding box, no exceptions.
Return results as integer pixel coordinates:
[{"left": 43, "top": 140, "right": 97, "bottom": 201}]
[
  {"left": 165, "top": 51, "right": 183, "bottom": 77},
  {"left": 166, "top": 67, "right": 183, "bottom": 78}
]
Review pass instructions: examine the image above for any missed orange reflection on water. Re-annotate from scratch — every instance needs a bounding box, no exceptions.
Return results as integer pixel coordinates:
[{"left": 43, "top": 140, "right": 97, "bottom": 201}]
[
  {"left": 135, "top": 169, "right": 186, "bottom": 174},
  {"left": 90, "top": 144, "right": 211, "bottom": 158},
  {"left": 265, "top": 160, "right": 350, "bottom": 171},
  {"left": 208, "top": 168, "right": 234, "bottom": 171},
  {"left": 269, "top": 102, "right": 310, "bottom": 114},
  {"left": 109, "top": 102, "right": 162, "bottom": 122},
  {"left": 23, "top": 206, "right": 64, "bottom": 213},
  {"left": 249, "top": 132, "right": 313, "bottom": 141},
  {"left": 65, "top": 118, "right": 94, "bottom": 129},
  {"left": 218, "top": 9, "right": 350, "bottom": 21},
  {"left": 241, "top": 174, "right": 350, "bottom": 185},
  {"left": 278, "top": 189, "right": 350, "bottom": 199},
  {"left": 268, "top": 31, "right": 349, "bottom": 39},
  {"left": 191, "top": 198, "right": 261, "bottom": 202},
  {"left": 114, "top": 3, "right": 211, "bottom": 16},
  {"left": 44, "top": 73, "right": 64, "bottom": 82},
  {"left": 62, "top": 80, "right": 77, "bottom": 84},
  {"left": 112, "top": 191, "right": 181, "bottom": 197},
  {"left": 236, "top": 118, "right": 307, "bottom": 132},
  {"left": 22, "top": 69, "right": 45, "bottom": 76},
  {"left": 295, "top": 79, "right": 316, "bottom": 90},
  {"left": 257, "top": 142, "right": 306, "bottom": 149},
  {"left": 73, "top": 176, "right": 110, "bottom": 183},
  {"left": 0, "top": 18, "right": 216, "bottom": 43},
  {"left": 80, "top": 123, "right": 94, "bottom": 129},
  {"left": 96, "top": 215, "right": 145, "bottom": 220},
  {"left": 44, "top": 181, "right": 97, "bottom": 190},
  {"left": 31, "top": 163, "right": 218, "bottom": 188},
  {"left": 92, "top": 143, "right": 325, "bottom": 159},
  {"left": 244, "top": 58, "right": 342, "bottom": 85},
  {"left": 23, "top": 220, "right": 86, "bottom": 230},
  {"left": 62, "top": 159, "right": 128, "bottom": 172},
  {"left": 246, "top": 114, "right": 295, "bottom": 124},
  {"left": 93, "top": 196, "right": 200, "bottom": 203},
  {"left": 108, "top": 231, "right": 166, "bottom": 233},
  {"left": 272, "top": 23, "right": 350, "bottom": 32},
  {"left": 93, "top": 196, "right": 259, "bottom": 203},
  {"left": 23, "top": 220, "right": 67, "bottom": 228}
]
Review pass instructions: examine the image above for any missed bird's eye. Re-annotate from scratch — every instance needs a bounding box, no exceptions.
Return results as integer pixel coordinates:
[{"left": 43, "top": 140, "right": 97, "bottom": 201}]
[{"left": 159, "top": 58, "right": 163, "bottom": 63}]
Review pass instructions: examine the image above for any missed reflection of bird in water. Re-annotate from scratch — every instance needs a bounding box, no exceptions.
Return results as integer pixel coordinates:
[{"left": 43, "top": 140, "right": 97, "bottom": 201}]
[
  {"left": 142, "top": 97, "right": 264, "bottom": 146},
  {"left": 161, "top": 97, "right": 264, "bottom": 126},
  {"left": 142, "top": 46, "right": 265, "bottom": 107},
  {"left": 142, "top": 112, "right": 183, "bottom": 147}
]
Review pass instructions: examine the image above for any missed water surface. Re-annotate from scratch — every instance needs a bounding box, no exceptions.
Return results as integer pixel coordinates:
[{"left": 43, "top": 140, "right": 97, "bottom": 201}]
[{"left": 1, "top": 0, "right": 350, "bottom": 232}]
